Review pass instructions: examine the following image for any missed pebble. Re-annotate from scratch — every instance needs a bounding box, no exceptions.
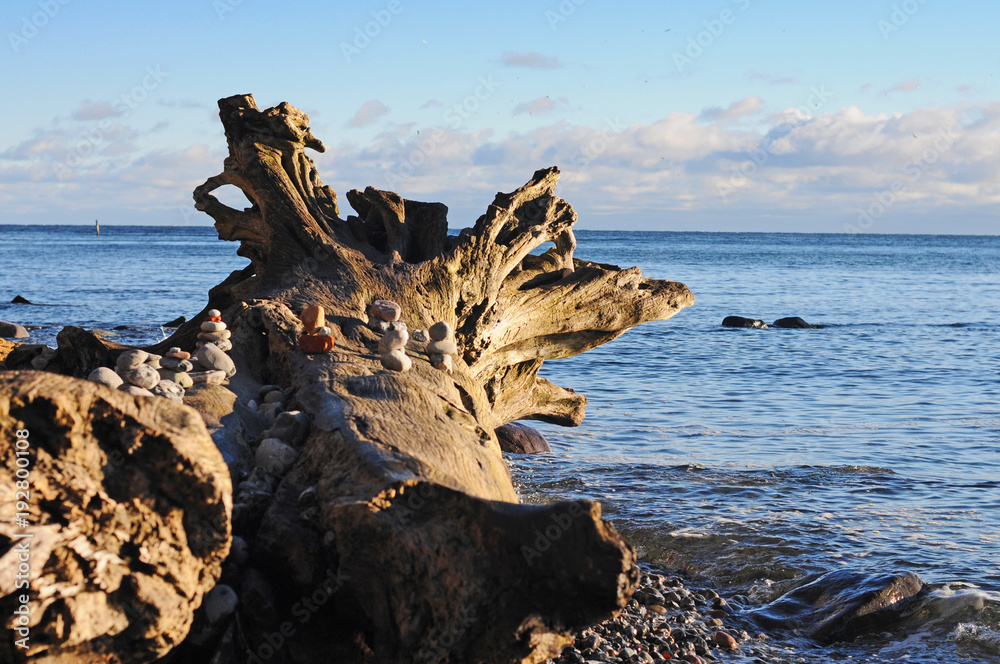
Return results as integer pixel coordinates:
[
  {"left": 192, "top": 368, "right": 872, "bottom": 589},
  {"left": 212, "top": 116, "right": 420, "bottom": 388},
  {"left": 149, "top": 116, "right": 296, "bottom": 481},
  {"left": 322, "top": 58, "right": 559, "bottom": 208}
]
[
  {"left": 119, "top": 384, "right": 154, "bottom": 397},
  {"left": 315, "top": 325, "right": 332, "bottom": 336},
  {"left": 258, "top": 385, "right": 282, "bottom": 400},
  {"left": 166, "top": 347, "right": 191, "bottom": 360},
  {"left": 88, "top": 367, "right": 123, "bottom": 389},
  {"left": 371, "top": 299, "right": 401, "bottom": 322},
  {"left": 203, "top": 584, "right": 238, "bottom": 624},
  {"left": 548, "top": 566, "right": 742, "bottom": 664},
  {"left": 263, "top": 390, "right": 285, "bottom": 405},
  {"left": 265, "top": 410, "right": 311, "bottom": 447},
  {"left": 116, "top": 349, "right": 149, "bottom": 372},
  {"left": 379, "top": 328, "right": 409, "bottom": 354},
  {"left": 207, "top": 309, "right": 221, "bottom": 317},
  {"left": 300, "top": 305, "right": 325, "bottom": 332},
  {"left": 429, "top": 321, "right": 453, "bottom": 341},
  {"left": 159, "top": 369, "right": 194, "bottom": 389},
  {"left": 426, "top": 339, "right": 458, "bottom": 355},
  {"left": 247, "top": 399, "right": 258, "bottom": 412},
  {"left": 201, "top": 321, "right": 227, "bottom": 332},
  {"left": 160, "top": 357, "right": 193, "bottom": 372},
  {"left": 212, "top": 338, "right": 234, "bottom": 352},
  {"left": 380, "top": 349, "right": 412, "bottom": 372},
  {"left": 190, "top": 370, "right": 227, "bottom": 385},
  {"left": 122, "top": 365, "right": 160, "bottom": 390},
  {"left": 197, "top": 344, "right": 237, "bottom": 377},
  {"left": 151, "top": 380, "right": 185, "bottom": 402},
  {"left": 257, "top": 402, "right": 283, "bottom": 425},
  {"left": 229, "top": 536, "right": 249, "bottom": 566},
  {"left": 411, "top": 329, "right": 429, "bottom": 343},
  {"left": 255, "top": 438, "right": 299, "bottom": 475},
  {"left": 431, "top": 353, "right": 453, "bottom": 374}
]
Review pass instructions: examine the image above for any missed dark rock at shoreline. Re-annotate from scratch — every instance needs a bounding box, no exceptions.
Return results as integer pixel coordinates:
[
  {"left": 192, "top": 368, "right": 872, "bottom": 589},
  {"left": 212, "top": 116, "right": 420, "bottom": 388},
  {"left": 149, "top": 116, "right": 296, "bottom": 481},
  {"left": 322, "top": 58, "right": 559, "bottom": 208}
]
[
  {"left": 11, "top": 295, "right": 31, "bottom": 304},
  {"left": 497, "top": 421, "right": 551, "bottom": 453},
  {"left": 773, "top": 316, "right": 822, "bottom": 329},
  {"left": 0, "top": 320, "right": 28, "bottom": 338},
  {"left": 164, "top": 315, "right": 187, "bottom": 327},
  {"left": 722, "top": 316, "right": 768, "bottom": 329},
  {"left": 750, "top": 570, "right": 924, "bottom": 644}
]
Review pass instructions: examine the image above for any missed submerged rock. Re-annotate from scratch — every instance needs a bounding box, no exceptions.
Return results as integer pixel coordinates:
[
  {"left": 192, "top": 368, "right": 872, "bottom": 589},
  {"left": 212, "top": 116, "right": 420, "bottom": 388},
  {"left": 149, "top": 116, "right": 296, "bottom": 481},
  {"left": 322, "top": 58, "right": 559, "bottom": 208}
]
[
  {"left": 773, "top": 316, "right": 822, "bottom": 329},
  {"left": 722, "top": 316, "right": 768, "bottom": 329},
  {"left": 750, "top": 570, "right": 925, "bottom": 643},
  {"left": 496, "top": 422, "right": 551, "bottom": 454}
]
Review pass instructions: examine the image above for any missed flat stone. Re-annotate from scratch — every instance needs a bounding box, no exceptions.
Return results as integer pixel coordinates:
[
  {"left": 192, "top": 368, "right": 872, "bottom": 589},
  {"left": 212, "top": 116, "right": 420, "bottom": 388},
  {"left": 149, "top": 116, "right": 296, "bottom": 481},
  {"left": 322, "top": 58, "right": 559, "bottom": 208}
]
[
  {"left": 426, "top": 339, "right": 458, "bottom": 355},
  {"left": 371, "top": 299, "right": 401, "bottom": 322},
  {"left": 380, "top": 349, "right": 411, "bottom": 372},
  {"left": 197, "top": 344, "right": 236, "bottom": 377},
  {"left": 429, "top": 321, "right": 453, "bottom": 341},
  {"left": 0, "top": 321, "right": 28, "bottom": 338},
  {"left": 116, "top": 349, "right": 149, "bottom": 372},
  {"left": 122, "top": 365, "right": 160, "bottom": 390},
  {"left": 379, "top": 328, "right": 409, "bottom": 354},
  {"left": 298, "top": 334, "right": 334, "bottom": 353},
  {"left": 198, "top": 329, "right": 232, "bottom": 341},
  {"left": 388, "top": 321, "right": 407, "bottom": 332},
  {"left": 88, "top": 367, "right": 123, "bottom": 389},
  {"left": 201, "top": 321, "right": 227, "bottom": 332},
  {"left": 119, "top": 384, "right": 155, "bottom": 397},
  {"left": 159, "top": 369, "right": 193, "bottom": 389},
  {"left": 207, "top": 309, "right": 221, "bottom": 317},
  {"left": 151, "top": 380, "right": 185, "bottom": 402},
  {"left": 255, "top": 438, "right": 298, "bottom": 475},
  {"left": 300, "top": 305, "right": 325, "bottom": 332},
  {"left": 190, "top": 370, "right": 227, "bottom": 385},
  {"left": 144, "top": 357, "right": 162, "bottom": 370},
  {"left": 165, "top": 347, "right": 191, "bottom": 360},
  {"left": 203, "top": 584, "right": 238, "bottom": 625},
  {"left": 212, "top": 339, "right": 233, "bottom": 352}
]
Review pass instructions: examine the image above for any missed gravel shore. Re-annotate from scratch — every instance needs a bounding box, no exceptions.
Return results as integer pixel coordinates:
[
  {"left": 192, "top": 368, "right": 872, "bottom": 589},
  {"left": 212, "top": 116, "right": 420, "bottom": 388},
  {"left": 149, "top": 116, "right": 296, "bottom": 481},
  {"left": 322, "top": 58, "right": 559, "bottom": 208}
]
[{"left": 548, "top": 564, "right": 753, "bottom": 664}]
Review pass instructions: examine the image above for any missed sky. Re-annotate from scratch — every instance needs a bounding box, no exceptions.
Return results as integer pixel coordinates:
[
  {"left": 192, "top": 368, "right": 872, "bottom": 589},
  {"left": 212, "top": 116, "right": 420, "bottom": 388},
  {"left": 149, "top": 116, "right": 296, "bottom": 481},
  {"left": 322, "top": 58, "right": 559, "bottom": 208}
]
[{"left": 1, "top": 0, "right": 998, "bottom": 233}]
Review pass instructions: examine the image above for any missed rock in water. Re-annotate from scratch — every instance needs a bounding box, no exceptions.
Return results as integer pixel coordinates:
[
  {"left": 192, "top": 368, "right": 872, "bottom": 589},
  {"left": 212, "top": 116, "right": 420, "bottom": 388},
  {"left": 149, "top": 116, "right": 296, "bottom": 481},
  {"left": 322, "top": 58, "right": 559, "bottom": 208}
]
[
  {"left": 88, "top": 366, "right": 123, "bottom": 389},
  {"left": 11, "top": 295, "right": 32, "bottom": 304},
  {"left": 750, "top": 570, "right": 924, "bottom": 643},
  {"left": 197, "top": 344, "right": 237, "bottom": 377},
  {"left": 721, "top": 316, "right": 769, "bottom": 329},
  {"left": 0, "top": 321, "right": 28, "bottom": 338},
  {"left": 773, "top": 316, "right": 821, "bottom": 329},
  {"left": 496, "top": 422, "right": 551, "bottom": 454},
  {"left": 163, "top": 315, "right": 187, "bottom": 327},
  {"left": 0, "top": 371, "right": 231, "bottom": 663}
]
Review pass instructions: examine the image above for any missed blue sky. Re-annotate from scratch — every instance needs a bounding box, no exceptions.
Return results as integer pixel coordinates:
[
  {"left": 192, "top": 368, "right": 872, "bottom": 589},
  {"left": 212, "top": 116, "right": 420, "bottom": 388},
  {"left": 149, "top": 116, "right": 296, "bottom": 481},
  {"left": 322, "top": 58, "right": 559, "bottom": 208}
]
[{"left": 1, "top": 0, "right": 997, "bottom": 232}]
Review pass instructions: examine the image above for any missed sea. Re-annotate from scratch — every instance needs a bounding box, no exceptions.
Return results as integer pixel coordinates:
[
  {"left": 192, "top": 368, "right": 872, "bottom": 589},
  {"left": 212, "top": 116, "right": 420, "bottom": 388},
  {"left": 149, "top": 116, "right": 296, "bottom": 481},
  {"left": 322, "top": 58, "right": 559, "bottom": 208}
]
[{"left": 1, "top": 225, "right": 998, "bottom": 663}]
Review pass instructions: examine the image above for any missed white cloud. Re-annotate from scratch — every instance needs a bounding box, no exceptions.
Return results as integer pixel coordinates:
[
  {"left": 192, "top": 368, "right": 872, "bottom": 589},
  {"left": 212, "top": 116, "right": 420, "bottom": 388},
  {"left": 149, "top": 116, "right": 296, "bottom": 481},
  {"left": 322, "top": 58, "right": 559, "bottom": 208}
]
[
  {"left": 512, "top": 97, "right": 567, "bottom": 115},
  {"left": 346, "top": 99, "right": 389, "bottom": 127},
  {"left": 699, "top": 96, "right": 764, "bottom": 122},
  {"left": 501, "top": 52, "right": 561, "bottom": 69}
]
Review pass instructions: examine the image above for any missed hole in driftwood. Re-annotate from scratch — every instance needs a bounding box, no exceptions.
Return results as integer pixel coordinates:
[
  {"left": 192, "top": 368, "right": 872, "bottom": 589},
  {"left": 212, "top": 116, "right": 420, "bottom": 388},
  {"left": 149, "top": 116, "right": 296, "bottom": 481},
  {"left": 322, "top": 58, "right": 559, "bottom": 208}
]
[{"left": 213, "top": 184, "right": 254, "bottom": 211}]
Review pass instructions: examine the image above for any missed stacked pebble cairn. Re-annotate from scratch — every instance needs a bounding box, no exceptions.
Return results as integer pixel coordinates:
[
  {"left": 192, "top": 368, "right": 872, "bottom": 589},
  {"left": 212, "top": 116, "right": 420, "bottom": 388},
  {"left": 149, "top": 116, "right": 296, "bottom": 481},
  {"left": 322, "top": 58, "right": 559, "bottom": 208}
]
[
  {"left": 549, "top": 567, "right": 746, "bottom": 664},
  {"left": 426, "top": 321, "right": 456, "bottom": 374},
  {"left": 86, "top": 308, "right": 236, "bottom": 399},
  {"left": 87, "top": 350, "right": 185, "bottom": 402},
  {"left": 187, "top": 390, "right": 313, "bottom": 651},
  {"left": 298, "top": 305, "right": 335, "bottom": 353}
]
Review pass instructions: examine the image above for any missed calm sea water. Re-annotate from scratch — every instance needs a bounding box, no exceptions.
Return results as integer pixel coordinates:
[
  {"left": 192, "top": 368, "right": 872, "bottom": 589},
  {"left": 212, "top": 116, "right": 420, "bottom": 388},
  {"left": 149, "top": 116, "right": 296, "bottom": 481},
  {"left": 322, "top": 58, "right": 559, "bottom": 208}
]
[{"left": 2, "top": 225, "right": 999, "bottom": 662}]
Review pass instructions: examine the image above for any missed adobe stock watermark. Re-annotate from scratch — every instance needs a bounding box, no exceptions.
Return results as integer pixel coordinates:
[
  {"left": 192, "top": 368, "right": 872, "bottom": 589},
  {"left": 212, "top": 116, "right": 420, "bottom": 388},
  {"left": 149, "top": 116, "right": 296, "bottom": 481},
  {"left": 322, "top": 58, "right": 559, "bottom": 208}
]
[
  {"left": 846, "top": 126, "right": 958, "bottom": 233},
  {"left": 341, "top": 0, "right": 409, "bottom": 63},
  {"left": 545, "top": 0, "right": 586, "bottom": 31},
  {"left": 415, "top": 605, "right": 477, "bottom": 663},
  {"left": 520, "top": 501, "right": 588, "bottom": 566},
  {"left": 8, "top": 0, "right": 71, "bottom": 53},
  {"left": 10, "top": 427, "right": 33, "bottom": 650},
  {"left": 382, "top": 74, "right": 502, "bottom": 188},
  {"left": 673, "top": 0, "right": 752, "bottom": 73},
  {"left": 213, "top": 0, "right": 243, "bottom": 20},
  {"left": 561, "top": 117, "right": 627, "bottom": 186},
  {"left": 717, "top": 85, "right": 833, "bottom": 199},
  {"left": 53, "top": 66, "right": 168, "bottom": 179},
  {"left": 877, "top": 0, "right": 930, "bottom": 40}
]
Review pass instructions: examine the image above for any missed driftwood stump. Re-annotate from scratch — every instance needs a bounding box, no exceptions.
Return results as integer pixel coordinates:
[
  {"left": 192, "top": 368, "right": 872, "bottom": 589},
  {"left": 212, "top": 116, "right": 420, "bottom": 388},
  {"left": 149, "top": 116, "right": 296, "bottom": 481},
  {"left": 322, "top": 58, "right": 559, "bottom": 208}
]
[{"left": 151, "top": 93, "right": 695, "bottom": 663}]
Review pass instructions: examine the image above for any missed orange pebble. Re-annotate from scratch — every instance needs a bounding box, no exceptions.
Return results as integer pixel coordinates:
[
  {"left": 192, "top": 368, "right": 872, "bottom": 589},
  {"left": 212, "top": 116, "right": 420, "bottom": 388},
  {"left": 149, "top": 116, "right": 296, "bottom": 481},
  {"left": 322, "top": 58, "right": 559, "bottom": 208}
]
[
  {"left": 206, "top": 315, "right": 222, "bottom": 322},
  {"left": 713, "top": 631, "right": 738, "bottom": 650},
  {"left": 298, "top": 334, "right": 334, "bottom": 354}
]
